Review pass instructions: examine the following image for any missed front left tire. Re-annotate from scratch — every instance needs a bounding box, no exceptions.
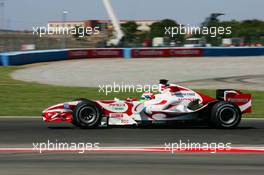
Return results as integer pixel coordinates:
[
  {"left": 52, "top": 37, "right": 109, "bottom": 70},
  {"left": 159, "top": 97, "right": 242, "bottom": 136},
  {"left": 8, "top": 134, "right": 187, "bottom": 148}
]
[{"left": 72, "top": 100, "right": 102, "bottom": 128}]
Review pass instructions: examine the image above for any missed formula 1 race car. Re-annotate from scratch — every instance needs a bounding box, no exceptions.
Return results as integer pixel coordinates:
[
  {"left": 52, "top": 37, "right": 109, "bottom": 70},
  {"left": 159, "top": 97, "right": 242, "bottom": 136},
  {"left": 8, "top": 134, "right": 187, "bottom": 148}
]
[{"left": 42, "top": 80, "right": 252, "bottom": 129}]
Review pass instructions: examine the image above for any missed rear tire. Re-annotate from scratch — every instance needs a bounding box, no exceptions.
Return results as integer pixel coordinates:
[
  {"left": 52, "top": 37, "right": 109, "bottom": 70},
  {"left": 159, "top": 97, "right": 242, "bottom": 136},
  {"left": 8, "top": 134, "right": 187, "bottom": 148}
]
[
  {"left": 72, "top": 100, "right": 102, "bottom": 129},
  {"left": 210, "top": 101, "right": 241, "bottom": 128}
]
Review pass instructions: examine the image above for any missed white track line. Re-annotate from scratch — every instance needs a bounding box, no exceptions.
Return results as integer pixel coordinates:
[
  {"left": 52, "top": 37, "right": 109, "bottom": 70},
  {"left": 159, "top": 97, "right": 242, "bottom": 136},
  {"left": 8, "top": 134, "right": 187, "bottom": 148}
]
[{"left": 0, "top": 116, "right": 263, "bottom": 120}]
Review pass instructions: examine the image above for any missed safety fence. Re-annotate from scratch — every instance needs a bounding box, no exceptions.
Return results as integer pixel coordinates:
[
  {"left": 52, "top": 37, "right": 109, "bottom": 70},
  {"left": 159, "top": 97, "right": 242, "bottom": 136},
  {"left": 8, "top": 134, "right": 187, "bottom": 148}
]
[{"left": 1, "top": 47, "right": 264, "bottom": 66}]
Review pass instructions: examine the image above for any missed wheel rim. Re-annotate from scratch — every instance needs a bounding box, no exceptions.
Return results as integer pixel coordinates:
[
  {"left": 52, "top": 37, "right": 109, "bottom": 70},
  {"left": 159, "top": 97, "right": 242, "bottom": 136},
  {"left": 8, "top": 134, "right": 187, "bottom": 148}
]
[
  {"left": 218, "top": 107, "right": 237, "bottom": 125},
  {"left": 79, "top": 106, "right": 97, "bottom": 124}
]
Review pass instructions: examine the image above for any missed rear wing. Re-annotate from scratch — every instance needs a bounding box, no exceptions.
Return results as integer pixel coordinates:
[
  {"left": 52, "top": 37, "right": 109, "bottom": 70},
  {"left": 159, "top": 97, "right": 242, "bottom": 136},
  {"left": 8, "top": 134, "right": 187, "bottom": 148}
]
[{"left": 216, "top": 89, "right": 252, "bottom": 113}]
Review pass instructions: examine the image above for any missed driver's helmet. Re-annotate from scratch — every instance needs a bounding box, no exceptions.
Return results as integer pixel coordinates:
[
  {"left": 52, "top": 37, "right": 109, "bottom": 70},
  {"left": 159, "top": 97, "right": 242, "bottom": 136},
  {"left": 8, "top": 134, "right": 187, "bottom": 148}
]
[{"left": 140, "top": 92, "right": 155, "bottom": 102}]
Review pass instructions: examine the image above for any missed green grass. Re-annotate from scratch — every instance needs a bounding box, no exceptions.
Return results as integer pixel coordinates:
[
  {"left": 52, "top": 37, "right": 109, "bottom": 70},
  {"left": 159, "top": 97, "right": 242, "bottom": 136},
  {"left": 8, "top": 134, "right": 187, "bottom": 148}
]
[{"left": 0, "top": 66, "right": 263, "bottom": 117}]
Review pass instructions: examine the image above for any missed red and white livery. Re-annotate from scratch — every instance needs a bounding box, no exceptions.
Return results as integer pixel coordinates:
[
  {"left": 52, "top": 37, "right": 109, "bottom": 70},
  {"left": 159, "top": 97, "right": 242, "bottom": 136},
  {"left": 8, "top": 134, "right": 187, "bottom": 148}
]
[{"left": 42, "top": 80, "right": 252, "bottom": 128}]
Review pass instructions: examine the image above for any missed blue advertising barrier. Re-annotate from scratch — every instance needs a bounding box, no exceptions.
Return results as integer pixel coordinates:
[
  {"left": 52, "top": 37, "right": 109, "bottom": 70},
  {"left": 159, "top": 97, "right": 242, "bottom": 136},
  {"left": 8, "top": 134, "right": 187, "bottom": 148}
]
[
  {"left": 0, "top": 50, "right": 68, "bottom": 66},
  {"left": 1, "top": 47, "right": 264, "bottom": 66},
  {"left": 123, "top": 48, "right": 131, "bottom": 59},
  {"left": 203, "top": 47, "right": 264, "bottom": 56}
]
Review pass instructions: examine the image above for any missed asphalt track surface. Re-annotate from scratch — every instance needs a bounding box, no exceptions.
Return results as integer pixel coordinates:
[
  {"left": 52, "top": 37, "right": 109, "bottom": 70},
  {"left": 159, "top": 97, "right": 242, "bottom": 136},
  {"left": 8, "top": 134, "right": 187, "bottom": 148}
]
[
  {"left": 0, "top": 153, "right": 263, "bottom": 175},
  {"left": 5, "top": 56, "right": 264, "bottom": 174},
  {"left": 12, "top": 56, "right": 264, "bottom": 90},
  {"left": 0, "top": 118, "right": 264, "bottom": 175},
  {"left": 0, "top": 118, "right": 264, "bottom": 147}
]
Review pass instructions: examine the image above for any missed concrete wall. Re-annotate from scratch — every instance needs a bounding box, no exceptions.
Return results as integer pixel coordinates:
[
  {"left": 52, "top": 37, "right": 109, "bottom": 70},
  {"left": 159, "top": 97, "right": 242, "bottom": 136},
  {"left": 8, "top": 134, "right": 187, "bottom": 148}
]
[{"left": 1, "top": 47, "right": 264, "bottom": 66}]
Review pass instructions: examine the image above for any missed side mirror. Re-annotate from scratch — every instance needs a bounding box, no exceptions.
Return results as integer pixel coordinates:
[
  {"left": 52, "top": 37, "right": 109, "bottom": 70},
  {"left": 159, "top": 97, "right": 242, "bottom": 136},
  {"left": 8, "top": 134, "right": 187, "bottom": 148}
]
[{"left": 125, "top": 98, "right": 136, "bottom": 102}]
